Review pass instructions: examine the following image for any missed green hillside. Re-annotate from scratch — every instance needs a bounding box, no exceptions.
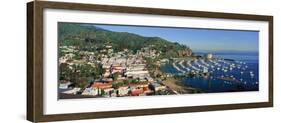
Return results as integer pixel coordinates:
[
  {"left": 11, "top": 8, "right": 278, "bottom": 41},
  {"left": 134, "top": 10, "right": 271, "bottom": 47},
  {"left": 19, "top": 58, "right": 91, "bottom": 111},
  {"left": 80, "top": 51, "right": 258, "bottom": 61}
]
[{"left": 58, "top": 22, "right": 192, "bottom": 58}]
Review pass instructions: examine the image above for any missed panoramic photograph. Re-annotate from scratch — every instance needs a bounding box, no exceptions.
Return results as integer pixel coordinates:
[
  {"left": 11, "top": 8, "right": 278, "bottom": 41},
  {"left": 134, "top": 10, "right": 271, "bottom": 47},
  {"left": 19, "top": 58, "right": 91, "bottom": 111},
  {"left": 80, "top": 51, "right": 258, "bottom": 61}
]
[{"left": 58, "top": 22, "right": 259, "bottom": 99}]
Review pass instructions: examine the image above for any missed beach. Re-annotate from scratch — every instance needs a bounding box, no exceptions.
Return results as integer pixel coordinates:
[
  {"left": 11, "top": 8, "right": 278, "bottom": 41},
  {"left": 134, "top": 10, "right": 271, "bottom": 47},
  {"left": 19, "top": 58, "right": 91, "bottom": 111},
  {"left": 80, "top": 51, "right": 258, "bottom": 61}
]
[{"left": 162, "top": 77, "right": 198, "bottom": 94}]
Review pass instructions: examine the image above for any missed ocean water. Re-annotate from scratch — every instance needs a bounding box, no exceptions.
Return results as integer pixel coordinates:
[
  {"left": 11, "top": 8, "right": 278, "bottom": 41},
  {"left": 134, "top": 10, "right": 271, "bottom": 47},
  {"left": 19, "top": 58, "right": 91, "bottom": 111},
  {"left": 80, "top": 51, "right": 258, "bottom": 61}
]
[{"left": 160, "top": 52, "right": 259, "bottom": 93}]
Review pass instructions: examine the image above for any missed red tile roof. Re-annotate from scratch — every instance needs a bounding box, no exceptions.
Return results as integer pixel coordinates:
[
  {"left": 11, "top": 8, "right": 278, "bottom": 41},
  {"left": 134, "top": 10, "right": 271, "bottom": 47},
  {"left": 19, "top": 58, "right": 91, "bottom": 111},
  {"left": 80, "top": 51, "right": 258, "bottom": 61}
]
[
  {"left": 131, "top": 89, "right": 144, "bottom": 96},
  {"left": 92, "top": 82, "right": 112, "bottom": 89},
  {"left": 129, "top": 83, "right": 149, "bottom": 87}
]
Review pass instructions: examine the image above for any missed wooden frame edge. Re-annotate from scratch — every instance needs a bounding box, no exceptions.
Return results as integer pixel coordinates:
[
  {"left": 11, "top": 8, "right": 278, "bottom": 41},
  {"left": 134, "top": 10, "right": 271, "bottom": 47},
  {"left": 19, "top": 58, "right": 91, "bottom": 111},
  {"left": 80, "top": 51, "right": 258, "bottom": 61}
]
[
  {"left": 268, "top": 16, "right": 274, "bottom": 107},
  {"left": 38, "top": 102, "right": 271, "bottom": 122},
  {"left": 27, "top": 1, "right": 45, "bottom": 122},
  {"left": 27, "top": 1, "right": 274, "bottom": 122},
  {"left": 27, "top": 1, "right": 34, "bottom": 122}
]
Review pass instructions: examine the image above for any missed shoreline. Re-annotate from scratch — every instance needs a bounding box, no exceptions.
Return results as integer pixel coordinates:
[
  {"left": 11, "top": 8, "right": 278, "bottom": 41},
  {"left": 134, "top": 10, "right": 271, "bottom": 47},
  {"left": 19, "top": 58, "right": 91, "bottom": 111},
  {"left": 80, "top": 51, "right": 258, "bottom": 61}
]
[{"left": 162, "top": 77, "right": 198, "bottom": 94}]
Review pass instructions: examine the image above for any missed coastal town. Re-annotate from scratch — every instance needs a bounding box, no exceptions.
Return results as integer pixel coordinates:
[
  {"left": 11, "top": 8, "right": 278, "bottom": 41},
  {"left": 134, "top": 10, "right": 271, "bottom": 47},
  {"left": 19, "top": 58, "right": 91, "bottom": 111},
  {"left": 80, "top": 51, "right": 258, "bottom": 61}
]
[{"left": 59, "top": 44, "right": 193, "bottom": 98}]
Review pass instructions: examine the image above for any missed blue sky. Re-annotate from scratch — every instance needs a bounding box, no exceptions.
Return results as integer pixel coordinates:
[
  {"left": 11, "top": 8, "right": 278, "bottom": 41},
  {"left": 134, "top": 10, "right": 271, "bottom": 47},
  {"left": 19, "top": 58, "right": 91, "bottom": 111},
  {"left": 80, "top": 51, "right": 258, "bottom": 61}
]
[{"left": 94, "top": 24, "right": 259, "bottom": 52}]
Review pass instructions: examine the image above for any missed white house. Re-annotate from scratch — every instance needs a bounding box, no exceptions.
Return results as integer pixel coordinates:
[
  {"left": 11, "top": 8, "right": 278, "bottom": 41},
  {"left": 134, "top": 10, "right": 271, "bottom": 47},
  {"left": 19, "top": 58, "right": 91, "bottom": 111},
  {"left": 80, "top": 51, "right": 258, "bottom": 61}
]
[
  {"left": 59, "top": 81, "right": 72, "bottom": 89},
  {"left": 118, "top": 86, "right": 129, "bottom": 96}
]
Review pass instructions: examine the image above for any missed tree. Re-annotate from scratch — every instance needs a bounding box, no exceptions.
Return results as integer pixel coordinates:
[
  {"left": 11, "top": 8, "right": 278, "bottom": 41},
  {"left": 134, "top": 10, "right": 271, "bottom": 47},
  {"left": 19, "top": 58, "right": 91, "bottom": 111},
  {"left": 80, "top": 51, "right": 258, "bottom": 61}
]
[
  {"left": 131, "top": 79, "right": 138, "bottom": 84},
  {"left": 95, "top": 63, "right": 105, "bottom": 78},
  {"left": 76, "top": 79, "right": 87, "bottom": 88},
  {"left": 123, "top": 80, "right": 129, "bottom": 85},
  {"left": 59, "top": 63, "right": 71, "bottom": 80},
  {"left": 100, "top": 89, "right": 105, "bottom": 96},
  {"left": 112, "top": 82, "right": 124, "bottom": 89},
  {"left": 112, "top": 72, "right": 119, "bottom": 81}
]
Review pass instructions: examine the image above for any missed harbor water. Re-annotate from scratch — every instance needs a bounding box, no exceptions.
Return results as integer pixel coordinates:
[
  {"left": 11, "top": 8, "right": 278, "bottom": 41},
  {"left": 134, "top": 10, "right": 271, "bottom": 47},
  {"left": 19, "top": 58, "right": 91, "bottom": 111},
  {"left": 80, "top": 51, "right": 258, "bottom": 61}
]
[{"left": 160, "top": 52, "right": 259, "bottom": 93}]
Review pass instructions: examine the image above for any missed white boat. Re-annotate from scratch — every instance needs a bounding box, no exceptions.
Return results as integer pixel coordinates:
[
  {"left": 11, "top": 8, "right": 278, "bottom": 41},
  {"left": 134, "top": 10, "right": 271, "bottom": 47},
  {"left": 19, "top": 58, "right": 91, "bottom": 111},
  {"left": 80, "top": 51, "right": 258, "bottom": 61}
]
[
  {"left": 179, "top": 60, "right": 190, "bottom": 72},
  {"left": 172, "top": 61, "right": 185, "bottom": 73}
]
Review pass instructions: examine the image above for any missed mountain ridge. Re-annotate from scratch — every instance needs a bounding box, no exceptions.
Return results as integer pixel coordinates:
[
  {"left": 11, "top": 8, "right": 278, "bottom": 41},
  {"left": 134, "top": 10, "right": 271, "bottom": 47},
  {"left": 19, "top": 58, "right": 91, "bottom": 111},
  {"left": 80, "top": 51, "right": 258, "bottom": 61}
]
[{"left": 58, "top": 22, "right": 192, "bottom": 58}]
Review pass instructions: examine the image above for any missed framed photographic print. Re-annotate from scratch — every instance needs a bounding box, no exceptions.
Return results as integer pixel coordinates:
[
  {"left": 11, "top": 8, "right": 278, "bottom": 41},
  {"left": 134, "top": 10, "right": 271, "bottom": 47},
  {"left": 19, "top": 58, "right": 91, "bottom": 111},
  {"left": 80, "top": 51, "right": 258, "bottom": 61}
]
[{"left": 27, "top": 1, "right": 273, "bottom": 122}]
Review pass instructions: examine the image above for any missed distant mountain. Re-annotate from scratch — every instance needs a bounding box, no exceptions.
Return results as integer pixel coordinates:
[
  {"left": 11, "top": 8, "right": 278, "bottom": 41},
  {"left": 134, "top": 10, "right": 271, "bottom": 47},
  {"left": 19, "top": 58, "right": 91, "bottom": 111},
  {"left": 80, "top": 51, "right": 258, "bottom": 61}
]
[{"left": 58, "top": 22, "right": 192, "bottom": 58}]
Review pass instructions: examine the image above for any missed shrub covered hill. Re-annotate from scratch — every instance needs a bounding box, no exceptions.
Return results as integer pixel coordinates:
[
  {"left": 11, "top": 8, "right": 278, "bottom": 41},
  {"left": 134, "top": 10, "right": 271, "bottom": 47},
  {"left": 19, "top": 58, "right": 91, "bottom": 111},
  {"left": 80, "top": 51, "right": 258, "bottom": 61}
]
[{"left": 58, "top": 22, "right": 192, "bottom": 58}]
